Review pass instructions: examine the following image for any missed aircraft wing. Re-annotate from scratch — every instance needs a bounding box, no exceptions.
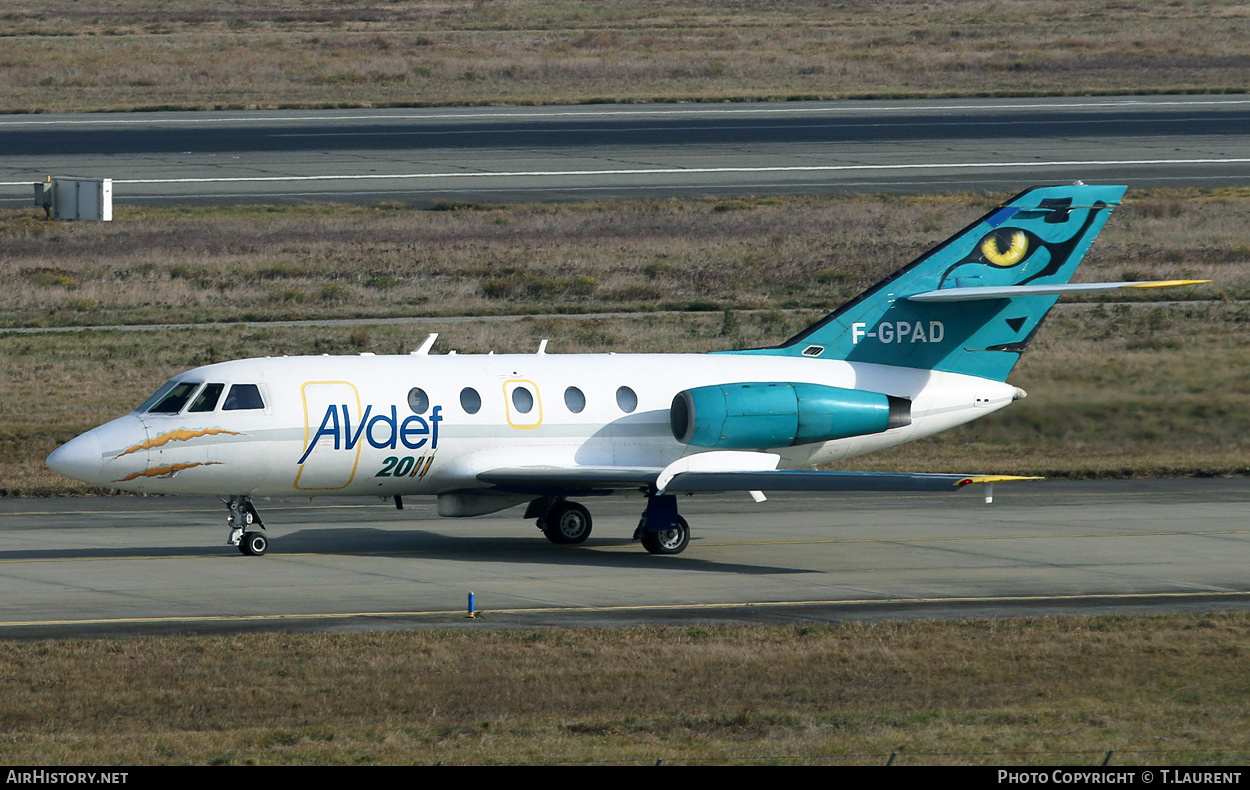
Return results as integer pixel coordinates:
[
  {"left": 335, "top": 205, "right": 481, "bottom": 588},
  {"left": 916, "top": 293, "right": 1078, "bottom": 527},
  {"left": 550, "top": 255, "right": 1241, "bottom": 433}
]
[
  {"left": 662, "top": 470, "right": 1034, "bottom": 493},
  {"left": 477, "top": 463, "right": 1036, "bottom": 497}
]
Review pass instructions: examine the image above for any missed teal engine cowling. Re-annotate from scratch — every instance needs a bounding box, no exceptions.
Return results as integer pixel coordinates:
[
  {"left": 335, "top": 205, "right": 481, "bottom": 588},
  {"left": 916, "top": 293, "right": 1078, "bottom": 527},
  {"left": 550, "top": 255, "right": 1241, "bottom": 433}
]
[{"left": 670, "top": 382, "right": 911, "bottom": 450}]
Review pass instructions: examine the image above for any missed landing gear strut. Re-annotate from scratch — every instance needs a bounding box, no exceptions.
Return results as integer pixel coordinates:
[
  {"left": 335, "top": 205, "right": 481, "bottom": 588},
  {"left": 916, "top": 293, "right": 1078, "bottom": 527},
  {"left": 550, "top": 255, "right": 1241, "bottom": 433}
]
[
  {"left": 530, "top": 498, "right": 594, "bottom": 545},
  {"left": 225, "top": 496, "right": 268, "bottom": 556}
]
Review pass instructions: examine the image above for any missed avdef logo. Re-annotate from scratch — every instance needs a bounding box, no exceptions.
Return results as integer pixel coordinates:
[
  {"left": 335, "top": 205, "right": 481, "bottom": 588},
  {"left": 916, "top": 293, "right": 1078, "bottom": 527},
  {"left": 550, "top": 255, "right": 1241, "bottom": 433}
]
[{"left": 298, "top": 404, "right": 442, "bottom": 464}]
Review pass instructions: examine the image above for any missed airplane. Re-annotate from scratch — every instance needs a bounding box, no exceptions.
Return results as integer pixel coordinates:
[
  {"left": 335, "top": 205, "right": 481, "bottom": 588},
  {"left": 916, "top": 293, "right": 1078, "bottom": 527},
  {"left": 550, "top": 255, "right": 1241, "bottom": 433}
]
[{"left": 46, "top": 183, "right": 1206, "bottom": 556}]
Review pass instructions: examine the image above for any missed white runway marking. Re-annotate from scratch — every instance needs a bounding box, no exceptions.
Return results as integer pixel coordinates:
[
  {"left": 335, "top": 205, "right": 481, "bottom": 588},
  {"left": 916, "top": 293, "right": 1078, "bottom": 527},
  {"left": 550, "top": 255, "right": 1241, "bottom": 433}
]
[{"left": 88, "top": 158, "right": 1250, "bottom": 186}]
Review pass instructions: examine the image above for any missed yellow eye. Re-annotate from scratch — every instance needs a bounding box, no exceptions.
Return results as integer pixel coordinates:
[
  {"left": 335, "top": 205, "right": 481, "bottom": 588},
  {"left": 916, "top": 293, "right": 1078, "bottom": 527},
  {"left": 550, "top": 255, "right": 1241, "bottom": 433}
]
[{"left": 981, "top": 230, "right": 1029, "bottom": 267}]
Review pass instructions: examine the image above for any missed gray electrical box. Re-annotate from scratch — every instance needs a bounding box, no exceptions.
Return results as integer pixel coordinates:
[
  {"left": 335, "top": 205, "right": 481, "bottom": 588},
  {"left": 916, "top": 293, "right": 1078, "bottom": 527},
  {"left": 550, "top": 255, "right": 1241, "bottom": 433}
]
[{"left": 37, "top": 177, "right": 113, "bottom": 221}]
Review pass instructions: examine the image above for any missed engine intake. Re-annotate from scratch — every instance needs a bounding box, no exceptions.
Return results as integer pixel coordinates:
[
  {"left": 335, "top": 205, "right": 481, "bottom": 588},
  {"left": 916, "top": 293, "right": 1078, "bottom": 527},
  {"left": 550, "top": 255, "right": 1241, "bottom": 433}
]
[{"left": 670, "top": 382, "right": 910, "bottom": 450}]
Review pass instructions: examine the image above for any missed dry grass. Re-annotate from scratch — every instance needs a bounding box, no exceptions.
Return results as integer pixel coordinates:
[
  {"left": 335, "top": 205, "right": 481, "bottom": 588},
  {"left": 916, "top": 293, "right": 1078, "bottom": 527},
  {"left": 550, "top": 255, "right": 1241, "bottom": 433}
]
[
  {"left": 4, "top": 189, "right": 1249, "bottom": 494},
  {"left": 0, "top": 616, "right": 1246, "bottom": 765},
  {"left": 3, "top": 189, "right": 1246, "bottom": 330},
  {"left": 1, "top": 1, "right": 1248, "bottom": 113}
]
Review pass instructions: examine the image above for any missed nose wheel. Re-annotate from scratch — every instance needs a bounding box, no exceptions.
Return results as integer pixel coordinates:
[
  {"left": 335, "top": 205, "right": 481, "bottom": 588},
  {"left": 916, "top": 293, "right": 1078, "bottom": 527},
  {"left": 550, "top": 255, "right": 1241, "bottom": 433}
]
[{"left": 239, "top": 531, "right": 268, "bottom": 556}]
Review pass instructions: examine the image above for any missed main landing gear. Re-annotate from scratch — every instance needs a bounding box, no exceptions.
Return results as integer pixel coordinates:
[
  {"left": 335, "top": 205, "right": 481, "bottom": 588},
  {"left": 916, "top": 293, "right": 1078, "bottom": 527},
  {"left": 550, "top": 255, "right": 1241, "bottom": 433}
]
[
  {"left": 528, "top": 494, "right": 692, "bottom": 555},
  {"left": 225, "top": 496, "right": 268, "bottom": 556},
  {"left": 530, "top": 498, "right": 594, "bottom": 545},
  {"left": 636, "top": 516, "right": 690, "bottom": 555},
  {"left": 633, "top": 494, "right": 690, "bottom": 555}
]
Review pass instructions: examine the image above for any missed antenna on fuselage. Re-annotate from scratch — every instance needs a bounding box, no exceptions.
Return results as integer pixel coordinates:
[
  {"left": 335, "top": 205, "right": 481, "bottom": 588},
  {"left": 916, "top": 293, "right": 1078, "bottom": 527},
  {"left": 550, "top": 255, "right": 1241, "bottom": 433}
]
[
  {"left": 537, "top": 339, "right": 548, "bottom": 354},
  {"left": 411, "top": 333, "right": 438, "bottom": 355}
]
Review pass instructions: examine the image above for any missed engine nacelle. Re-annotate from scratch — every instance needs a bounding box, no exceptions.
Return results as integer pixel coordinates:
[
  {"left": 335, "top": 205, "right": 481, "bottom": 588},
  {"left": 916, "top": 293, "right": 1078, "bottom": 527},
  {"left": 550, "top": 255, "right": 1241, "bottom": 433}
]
[{"left": 670, "top": 382, "right": 910, "bottom": 450}]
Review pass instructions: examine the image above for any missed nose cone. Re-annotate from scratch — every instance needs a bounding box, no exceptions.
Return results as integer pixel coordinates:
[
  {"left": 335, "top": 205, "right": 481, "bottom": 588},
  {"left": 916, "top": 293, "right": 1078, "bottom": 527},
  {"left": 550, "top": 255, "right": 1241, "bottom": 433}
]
[
  {"left": 47, "top": 414, "right": 149, "bottom": 488},
  {"left": 47, "top": 430, "right": 104, "bottom": 484}
]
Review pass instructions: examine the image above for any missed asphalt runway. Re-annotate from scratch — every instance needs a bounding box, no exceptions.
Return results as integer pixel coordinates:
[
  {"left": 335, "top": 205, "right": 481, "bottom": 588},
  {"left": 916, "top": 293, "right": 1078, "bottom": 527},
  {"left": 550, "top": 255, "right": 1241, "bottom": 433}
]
[
  {"left": 2, "top": 478, "right": 1249, "bottom": 638},
  {"left": 3, "top": 95, "right": 1250, "bottom": 207}
]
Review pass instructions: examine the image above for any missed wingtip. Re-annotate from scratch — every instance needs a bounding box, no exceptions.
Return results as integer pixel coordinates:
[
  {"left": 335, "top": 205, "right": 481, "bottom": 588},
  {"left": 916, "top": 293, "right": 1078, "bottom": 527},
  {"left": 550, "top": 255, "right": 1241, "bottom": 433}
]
[
  {"left": 955, "top": 475, "right": 1045, "bottom": 488},
  {"left": 1122, "top": 279, "right": 1211, "bottom": 289}
]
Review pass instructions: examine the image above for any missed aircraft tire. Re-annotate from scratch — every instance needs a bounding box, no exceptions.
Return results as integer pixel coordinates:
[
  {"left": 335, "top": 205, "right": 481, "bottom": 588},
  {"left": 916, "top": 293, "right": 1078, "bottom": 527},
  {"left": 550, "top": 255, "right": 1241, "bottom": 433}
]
[
  {"left": 641, "top": 517, "right": 689, "bottom": 555},
  {"left": 542, "top": 502, "right": 593, "bottom": 545},
  {"left": 240, "top": 531, "right": 268, "bottom": 556}
]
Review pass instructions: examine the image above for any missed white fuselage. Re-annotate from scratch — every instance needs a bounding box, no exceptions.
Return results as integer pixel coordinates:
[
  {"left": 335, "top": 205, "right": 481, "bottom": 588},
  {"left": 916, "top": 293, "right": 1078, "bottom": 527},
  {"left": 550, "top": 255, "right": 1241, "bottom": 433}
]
[{"left": 50, "top": 351, "right": 1018, "bottom": 502}]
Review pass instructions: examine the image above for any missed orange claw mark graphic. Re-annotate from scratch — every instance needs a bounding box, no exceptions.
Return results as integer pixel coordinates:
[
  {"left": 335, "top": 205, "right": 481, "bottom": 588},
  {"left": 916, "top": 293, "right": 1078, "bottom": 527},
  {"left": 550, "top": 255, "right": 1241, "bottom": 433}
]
[
  {"left": 116, "top": 428, "right": 242, "bottom": 458},
  {"left": 116, "top": 462, "right": 222, "bottom": 482}
]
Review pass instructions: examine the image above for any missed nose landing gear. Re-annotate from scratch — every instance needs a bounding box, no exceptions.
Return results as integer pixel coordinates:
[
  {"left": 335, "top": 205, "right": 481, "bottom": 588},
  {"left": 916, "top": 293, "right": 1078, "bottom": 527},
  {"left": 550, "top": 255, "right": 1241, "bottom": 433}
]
[{"left": 225, "top": 496, "right": 268, "bottom": 556}]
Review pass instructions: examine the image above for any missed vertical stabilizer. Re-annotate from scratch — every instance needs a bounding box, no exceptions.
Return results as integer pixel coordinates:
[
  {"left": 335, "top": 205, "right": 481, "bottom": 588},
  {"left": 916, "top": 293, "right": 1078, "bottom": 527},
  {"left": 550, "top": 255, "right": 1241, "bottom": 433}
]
[{"left": 728, "top": 184, "right": 1126, "bottom": 382}]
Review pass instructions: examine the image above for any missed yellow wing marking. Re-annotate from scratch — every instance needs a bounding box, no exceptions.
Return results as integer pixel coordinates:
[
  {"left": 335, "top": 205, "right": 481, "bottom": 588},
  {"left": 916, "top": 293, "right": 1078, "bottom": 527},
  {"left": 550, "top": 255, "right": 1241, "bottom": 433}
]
[
  {"left": 955, "top": 475, "right": 1044, "bottom": 487},
  {"left": 1121, "top": 279, "right": 1210, "bottom": 289}
]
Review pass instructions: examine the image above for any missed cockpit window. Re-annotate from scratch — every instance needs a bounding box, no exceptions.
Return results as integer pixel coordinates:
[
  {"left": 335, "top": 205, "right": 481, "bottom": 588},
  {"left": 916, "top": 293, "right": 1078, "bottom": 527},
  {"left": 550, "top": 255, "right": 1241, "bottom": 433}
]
[
  {"left": 188, "top": 383, "right": 225, "bottom": 413},
  {"left": 148, "top": 382, "right": 201, "bottom": 414},
  {"left": 135, "top": 380, "right": 179, "bottom": 413},
  {"left": 223, "top": 384, "right": 265, "bottom": 411}
]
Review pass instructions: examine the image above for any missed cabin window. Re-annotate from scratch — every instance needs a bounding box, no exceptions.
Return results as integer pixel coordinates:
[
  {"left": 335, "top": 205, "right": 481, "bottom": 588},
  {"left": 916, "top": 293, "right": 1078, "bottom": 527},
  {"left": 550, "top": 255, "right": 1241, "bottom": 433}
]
[
  {"left": 407, "top": 387, "right": 429, "bottom": 414},
  {"left": 564, "top": 386, "right": 586, "bottom": 414},
  {"left": 616, "top": 386, "right": 638, "bottom": 413},
  {"left": 148, "top": 381, "right": 200, "bottom": 414},
  {"left": 188, "top": 383, "right": 225, "bottom": 413},
  {"left": 512, "top": 386, "right": 534, "bottom": 414},
  {"left": 460, "top": 387, "right": 481, "bottom": 414},
  {"left": 223, "top": 383, "right": 265, "bottom": 411}
]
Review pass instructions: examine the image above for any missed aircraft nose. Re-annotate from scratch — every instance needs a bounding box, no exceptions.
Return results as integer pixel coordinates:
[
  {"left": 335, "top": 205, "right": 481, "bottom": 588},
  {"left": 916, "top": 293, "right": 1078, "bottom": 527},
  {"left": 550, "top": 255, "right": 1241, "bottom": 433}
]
[{"left": 47, "top": 430, "right": 104, "bottom": 484}]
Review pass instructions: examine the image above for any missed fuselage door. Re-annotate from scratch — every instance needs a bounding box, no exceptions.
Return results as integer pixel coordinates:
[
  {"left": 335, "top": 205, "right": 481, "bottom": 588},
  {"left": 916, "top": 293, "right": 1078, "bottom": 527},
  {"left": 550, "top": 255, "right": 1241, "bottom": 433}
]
[{"left": 294, "top": 381, "right": 364, "bottom": 491}]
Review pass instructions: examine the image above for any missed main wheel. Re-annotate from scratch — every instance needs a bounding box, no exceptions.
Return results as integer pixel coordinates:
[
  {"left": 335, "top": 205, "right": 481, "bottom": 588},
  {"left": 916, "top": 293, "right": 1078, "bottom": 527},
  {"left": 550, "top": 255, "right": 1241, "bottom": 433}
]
[
  {"left": 641, "top": 516, "right": 689, "bottom": 555},
  {"left": 542, "top": 502, "right": 593, "bottom": 545},
  {"left": 239, "top": 531, "right": 268, "bottom": 556}
]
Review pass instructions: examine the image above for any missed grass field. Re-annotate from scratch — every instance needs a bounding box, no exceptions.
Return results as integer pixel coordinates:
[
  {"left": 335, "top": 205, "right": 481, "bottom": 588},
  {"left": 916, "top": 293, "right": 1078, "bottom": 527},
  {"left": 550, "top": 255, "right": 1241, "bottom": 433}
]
[
  {"left": 3, "top": 190, "right": 1248, "bottom": 494},
  {"left": 2, "top": 1, "right": 1248, "bottom": 113},
  {"left": 0, "top": 616, "right": 1245, "bottom": 765},
  {"left": 3, "top": 190, "right": 1245, "bottom": 329}
]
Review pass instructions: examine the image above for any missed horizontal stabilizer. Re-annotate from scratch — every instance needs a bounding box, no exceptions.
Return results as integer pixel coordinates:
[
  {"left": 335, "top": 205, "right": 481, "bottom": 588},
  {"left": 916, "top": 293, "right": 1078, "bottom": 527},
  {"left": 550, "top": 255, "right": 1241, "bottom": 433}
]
[
  {"left": 664, "top": 470, "right": 1041, "bottom": 494},
  {"left": 906, "top": 279, "right": 1209, "bottom": 303}
]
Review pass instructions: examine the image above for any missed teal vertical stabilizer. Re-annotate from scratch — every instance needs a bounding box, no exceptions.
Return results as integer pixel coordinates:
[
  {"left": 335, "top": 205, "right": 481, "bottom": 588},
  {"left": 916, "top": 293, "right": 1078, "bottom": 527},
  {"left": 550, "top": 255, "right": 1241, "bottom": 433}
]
[{"left": 724, "top": 184, "right": 1127, "bottom": 382}]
